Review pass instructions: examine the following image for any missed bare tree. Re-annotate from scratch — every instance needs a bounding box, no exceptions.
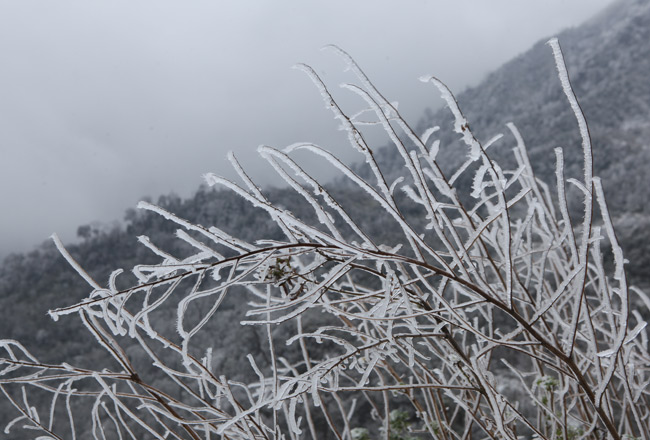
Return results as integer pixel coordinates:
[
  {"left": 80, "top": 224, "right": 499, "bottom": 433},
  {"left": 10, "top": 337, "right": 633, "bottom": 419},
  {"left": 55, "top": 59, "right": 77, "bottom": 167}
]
[{"left": 2, "top": 39, "right": 649, "bottom": 440}]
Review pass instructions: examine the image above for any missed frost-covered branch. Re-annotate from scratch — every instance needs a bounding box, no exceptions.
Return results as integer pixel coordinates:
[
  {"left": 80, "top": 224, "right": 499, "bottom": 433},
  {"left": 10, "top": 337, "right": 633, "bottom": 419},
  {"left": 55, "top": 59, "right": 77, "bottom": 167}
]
[{"left": 1, "top": 41, "right": 649, "bottom": 440}]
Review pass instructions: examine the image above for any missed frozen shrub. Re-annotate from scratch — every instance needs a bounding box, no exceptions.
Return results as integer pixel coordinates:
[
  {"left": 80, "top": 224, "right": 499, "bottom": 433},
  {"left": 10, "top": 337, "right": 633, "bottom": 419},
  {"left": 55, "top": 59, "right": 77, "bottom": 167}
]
[{"left": 1, "top": 40, "right": 649, "bottom": 439}]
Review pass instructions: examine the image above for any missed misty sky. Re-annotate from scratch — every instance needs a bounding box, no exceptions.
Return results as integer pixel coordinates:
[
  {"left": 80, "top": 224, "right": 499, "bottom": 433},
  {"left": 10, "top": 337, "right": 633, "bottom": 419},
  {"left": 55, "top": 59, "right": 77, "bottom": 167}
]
[{"left": 0, "top": 1, "right": 615, "bottom": 259}]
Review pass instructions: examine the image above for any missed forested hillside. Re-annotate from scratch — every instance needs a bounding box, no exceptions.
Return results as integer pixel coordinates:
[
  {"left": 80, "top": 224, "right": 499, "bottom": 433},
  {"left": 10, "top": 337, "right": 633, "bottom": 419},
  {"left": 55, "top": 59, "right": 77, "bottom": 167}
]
[
  {"left": 1, "top": 0, "right": 649, "bottom": 436},
  {"left": 389, "top": 0, "right": 650, "bottom": 285}
]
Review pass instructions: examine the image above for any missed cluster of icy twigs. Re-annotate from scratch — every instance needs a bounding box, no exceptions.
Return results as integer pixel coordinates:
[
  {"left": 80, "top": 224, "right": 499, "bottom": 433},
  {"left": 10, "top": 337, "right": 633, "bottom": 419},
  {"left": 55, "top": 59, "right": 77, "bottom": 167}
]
[{"left": 2, "top": 40, "right": 649, "bottom": 440}]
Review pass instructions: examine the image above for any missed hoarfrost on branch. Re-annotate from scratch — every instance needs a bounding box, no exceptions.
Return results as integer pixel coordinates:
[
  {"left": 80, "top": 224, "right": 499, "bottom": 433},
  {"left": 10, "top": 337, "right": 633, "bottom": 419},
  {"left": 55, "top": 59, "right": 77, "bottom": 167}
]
[{"left": 1, "top": 41, "right": 649, "bottom": 440}]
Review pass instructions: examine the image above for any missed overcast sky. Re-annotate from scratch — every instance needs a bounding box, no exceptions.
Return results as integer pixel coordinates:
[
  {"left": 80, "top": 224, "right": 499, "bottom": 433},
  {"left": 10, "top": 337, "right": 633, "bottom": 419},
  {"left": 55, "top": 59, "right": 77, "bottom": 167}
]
[{"left": 0, "top": 0, "right": 615, "bottom": 260}]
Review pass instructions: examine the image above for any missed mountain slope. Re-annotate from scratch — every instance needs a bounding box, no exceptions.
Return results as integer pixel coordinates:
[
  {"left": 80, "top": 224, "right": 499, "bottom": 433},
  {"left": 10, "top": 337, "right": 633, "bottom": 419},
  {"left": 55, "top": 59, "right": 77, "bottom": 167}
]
[
  {"left": 380, "top": 0, "right": 650, "bottom": 283},
  {"left": 443, "top": 0, "right": 650, "bottom": 204}
]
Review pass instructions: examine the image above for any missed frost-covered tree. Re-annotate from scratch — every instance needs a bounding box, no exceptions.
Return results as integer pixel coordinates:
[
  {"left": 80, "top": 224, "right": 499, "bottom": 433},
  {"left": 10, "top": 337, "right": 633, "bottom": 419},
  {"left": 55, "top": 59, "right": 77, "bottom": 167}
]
[{"left": 1, "top": 40, "right": 649, "bottom": 439}]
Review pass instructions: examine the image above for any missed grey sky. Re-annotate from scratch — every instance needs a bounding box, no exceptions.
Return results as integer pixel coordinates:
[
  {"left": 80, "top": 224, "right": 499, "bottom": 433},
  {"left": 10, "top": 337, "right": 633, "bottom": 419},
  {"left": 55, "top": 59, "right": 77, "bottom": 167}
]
[{"left": 0, "top": 1, "right": 614, "bottom": 259}]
